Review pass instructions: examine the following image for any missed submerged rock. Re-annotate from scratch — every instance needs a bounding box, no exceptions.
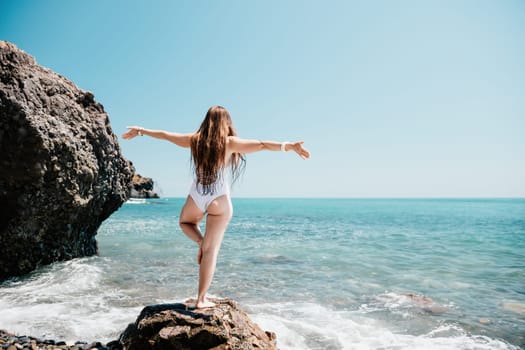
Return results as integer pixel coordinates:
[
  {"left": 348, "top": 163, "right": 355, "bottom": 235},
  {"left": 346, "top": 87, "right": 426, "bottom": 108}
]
[
  {"left": 119, "top": 298, "right": 277, "bottom": 350},
  {"left": 0, "top": 41, "right": 134, "bottom": 280},
  {"left": 502, "top": 301, "right": 525, "bottom": 316},
  {"left": 131, "top": 174, "right": 159, "bottom": 198}
]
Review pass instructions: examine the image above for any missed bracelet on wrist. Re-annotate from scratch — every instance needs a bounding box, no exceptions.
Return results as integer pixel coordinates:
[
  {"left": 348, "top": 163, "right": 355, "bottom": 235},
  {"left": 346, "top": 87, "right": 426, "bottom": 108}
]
[{"left": 281, "top": 142, "right": 290, "bottom": 152}]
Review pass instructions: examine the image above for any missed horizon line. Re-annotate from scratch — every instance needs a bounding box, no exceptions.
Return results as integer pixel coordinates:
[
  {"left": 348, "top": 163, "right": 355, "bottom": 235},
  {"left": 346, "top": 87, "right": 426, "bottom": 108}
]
[{"left": 140, "top": 196, "right": 525, "bottom": 200}]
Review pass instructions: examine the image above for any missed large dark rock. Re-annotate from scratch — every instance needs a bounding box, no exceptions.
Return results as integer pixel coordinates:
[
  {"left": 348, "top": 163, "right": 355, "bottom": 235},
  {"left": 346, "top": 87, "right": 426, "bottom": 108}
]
[
  {"left": 119, "top": 298, "right": 277, "bottom": 350},
  {"left": 131, "top": 174, "right": 159, "bottom": 198},
  {"left": 0, "top": 41, "right": 134, "bottom": 280}
]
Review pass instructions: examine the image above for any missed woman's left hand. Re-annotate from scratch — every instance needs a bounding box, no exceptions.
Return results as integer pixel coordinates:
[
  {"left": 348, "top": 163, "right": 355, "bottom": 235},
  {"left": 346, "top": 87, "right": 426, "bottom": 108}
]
[{"left": 122, "top": 126, "right": 143, "bottom": 140}]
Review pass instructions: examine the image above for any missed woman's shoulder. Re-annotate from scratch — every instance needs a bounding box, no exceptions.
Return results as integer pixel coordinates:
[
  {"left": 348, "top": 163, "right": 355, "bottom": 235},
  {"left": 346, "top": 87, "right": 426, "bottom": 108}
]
[{"left": 226, "top": 135, "right": 240, "bottom": 147}]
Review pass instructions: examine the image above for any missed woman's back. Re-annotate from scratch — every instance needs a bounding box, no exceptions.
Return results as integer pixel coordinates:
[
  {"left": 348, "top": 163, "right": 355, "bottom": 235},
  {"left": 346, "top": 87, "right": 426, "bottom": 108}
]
[{"left": 190, "top": 106, "right": 245, "bottom": 190}]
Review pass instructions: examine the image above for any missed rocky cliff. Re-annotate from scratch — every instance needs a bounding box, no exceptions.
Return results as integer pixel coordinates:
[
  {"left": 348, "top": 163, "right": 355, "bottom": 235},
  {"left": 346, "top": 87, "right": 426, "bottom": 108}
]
[{"left": 0, "top": 41, "right": 134, "bottom": 280}]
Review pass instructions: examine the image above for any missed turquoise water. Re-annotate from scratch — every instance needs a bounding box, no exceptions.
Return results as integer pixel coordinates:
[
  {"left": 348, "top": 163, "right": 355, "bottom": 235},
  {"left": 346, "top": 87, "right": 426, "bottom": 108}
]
[{"left": 1, "top": 198, "right": 524, "bottom": 349}]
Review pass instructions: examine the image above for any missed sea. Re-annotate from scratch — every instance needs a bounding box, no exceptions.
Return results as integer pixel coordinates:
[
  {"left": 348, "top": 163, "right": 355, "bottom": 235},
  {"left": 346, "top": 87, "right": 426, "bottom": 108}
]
[{"left": 1, "top": 198, "right": 524, "bottom": 350}]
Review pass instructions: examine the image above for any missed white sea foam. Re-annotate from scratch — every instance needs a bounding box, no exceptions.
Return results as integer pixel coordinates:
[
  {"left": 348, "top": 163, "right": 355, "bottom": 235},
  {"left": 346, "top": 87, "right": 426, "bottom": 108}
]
[
  {"left": 0, "top": 258, "right": 141, "bottom": 343},
  {"left": 0, "top": 261, "right": 520, "bottom": 349},
  {"left": 125, "top": 198, "right": 147, "bottom": 204},
  {"left": 246, "top": 301, "right": 519, "bottom": 350}
]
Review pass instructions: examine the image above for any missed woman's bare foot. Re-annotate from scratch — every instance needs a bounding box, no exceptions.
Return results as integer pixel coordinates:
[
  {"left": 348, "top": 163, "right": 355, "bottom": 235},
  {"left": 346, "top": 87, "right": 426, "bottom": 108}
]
[
  {"left": 196, "top": 298, "right": 216, "bottom": 309},
  {"left": 184, "top": 298, "right": 196, "bottom": 309}
]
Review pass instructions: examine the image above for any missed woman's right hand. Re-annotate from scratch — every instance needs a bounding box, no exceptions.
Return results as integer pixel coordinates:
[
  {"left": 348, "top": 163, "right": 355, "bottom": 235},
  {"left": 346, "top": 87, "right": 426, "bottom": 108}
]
[{"left": 289, "top": 141, "right": 311, "bottom": 160}]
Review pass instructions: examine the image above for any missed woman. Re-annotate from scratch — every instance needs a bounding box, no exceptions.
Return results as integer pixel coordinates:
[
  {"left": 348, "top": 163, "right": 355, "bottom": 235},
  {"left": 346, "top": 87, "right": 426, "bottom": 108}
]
[{"left": 122, "top": 106, "right": 310, "bottom": 308}]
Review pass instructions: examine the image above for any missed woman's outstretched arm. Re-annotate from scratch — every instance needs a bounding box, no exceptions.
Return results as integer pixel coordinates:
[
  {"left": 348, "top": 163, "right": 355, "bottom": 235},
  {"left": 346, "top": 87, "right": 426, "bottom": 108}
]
[
  {"left": 122, "top": 126, "right": 194, "bottom": 148},
  {"left": 227, "top": 136, "right": 311, "bottom": 160}
]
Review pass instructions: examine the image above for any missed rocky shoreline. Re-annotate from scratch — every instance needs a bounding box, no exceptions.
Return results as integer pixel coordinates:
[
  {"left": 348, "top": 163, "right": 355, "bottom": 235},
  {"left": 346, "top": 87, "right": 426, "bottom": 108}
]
[
  {"left": 0, "top": 330, "right": 120, "bottom": 350},
  {"left": 0, "top": 298, "right": 277, "bottom": 350}
]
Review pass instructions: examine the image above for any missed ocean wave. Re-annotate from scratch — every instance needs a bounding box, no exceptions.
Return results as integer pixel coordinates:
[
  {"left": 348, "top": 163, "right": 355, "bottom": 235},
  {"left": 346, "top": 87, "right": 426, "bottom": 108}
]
[
  {"left": 246, "top": 301, "right": 519, "bottom": 350},
  {"left": 0, "top": 258, "right": 141, "bottom": 343}
]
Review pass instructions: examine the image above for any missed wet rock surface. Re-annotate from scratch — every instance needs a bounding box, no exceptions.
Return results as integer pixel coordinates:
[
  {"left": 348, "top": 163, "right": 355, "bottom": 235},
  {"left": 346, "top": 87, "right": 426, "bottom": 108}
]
[
  {"left": 0, "top": 41, "right": 134, "bottom": 280},
  {"left": 120, "top": 298, "right": 277, "bottom": 350},
  {"left": 0, "top": 330, "right": 120, "bottom": 350}
]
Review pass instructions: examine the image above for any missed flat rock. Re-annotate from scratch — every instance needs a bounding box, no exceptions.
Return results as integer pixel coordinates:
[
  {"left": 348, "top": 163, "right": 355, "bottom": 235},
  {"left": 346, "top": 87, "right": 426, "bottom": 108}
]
[{"left": 119, "top": 298, "right": 277, "bottom": 350}]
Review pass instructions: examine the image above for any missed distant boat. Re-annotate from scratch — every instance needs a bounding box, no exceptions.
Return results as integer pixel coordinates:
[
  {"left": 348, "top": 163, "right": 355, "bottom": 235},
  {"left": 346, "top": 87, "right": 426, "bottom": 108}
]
[{"left": 126, "top": 198, "right": 147, "bottom": 204}]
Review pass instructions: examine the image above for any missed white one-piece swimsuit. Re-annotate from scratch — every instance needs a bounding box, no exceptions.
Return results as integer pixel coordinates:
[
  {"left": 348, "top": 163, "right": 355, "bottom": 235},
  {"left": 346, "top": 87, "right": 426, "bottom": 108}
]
[{"left": 189, "top": 177, "right": 230, "bottom": 212}]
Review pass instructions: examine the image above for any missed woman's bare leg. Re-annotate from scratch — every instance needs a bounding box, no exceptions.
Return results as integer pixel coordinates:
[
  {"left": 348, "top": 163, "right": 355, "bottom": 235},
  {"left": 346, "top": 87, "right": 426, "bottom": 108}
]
[
  {"left": 196, "top": 195, "right": 232, "bottom": 308},
  {"left": 179, "top": 196, "right": 205, "bottom": 263}
]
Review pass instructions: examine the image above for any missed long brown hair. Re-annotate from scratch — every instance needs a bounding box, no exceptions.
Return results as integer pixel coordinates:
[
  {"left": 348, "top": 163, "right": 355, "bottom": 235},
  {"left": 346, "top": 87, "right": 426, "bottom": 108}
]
[{"left": 190, "top": 106, "right": 245, "bottom": 193}]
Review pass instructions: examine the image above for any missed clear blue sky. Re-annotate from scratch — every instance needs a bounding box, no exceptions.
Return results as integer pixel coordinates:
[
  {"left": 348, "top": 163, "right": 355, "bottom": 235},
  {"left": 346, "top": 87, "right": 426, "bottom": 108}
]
[{"left": 2, "top": 0, "right": 524, "bottom": 197}]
